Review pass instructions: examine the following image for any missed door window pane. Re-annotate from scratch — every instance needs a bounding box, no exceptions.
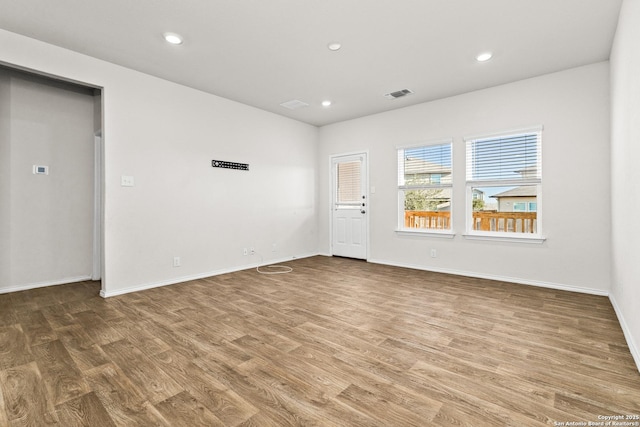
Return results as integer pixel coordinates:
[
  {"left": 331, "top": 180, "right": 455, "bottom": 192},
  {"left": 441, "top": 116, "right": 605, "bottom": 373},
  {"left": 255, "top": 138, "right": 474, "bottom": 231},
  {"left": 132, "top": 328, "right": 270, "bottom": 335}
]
[{"left": 337, "top": 161, "right": 361, "bottom": 205}]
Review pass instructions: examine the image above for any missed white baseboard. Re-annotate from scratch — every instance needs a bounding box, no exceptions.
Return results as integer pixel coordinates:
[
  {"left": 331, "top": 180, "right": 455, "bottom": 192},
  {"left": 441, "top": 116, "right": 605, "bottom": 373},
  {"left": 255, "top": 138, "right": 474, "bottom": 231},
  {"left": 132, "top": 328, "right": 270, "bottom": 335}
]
[
  {"left": 100, "top": 252, "right": 320, "bottom": 298},
  {"left": 609, "top": 294, "right": 640, "bottom": 374},
  {"left": 0, "top": 275, "right": 93, "bottom": 294},
  {"left": 367, "top": 258, "right": 609, "bottom": 296}
]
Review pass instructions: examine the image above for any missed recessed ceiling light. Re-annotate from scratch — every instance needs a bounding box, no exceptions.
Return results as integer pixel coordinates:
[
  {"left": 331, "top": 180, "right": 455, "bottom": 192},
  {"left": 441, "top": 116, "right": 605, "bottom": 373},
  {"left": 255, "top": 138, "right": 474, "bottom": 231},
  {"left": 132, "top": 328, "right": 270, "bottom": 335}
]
[
  {"left": 327, "top": 42, "right": 341, "bottom": 51},
  {"left": 163, "top": 33, "right": 183, "bottom": 45},
  {"left": 476, "top": 52, "right": 493, "bottom": 62},
  {"left": 322, "top": 100, "right": 332, "bottom": 107}
]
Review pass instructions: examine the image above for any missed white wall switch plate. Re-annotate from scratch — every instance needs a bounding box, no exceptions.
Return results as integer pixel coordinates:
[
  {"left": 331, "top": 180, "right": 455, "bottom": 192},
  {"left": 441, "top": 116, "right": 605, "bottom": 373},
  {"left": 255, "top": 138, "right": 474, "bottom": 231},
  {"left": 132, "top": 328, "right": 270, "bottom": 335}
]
[{"left": 121, "top": 175, "right": 135, "bottom": 187}]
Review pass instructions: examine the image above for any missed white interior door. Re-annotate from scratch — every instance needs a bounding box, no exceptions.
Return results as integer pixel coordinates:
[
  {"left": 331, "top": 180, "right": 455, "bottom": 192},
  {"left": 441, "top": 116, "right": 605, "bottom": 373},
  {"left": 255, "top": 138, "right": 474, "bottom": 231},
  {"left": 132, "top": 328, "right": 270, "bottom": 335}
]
[{"left": 331, "top": 153, "right": 368, "bottom": 259}]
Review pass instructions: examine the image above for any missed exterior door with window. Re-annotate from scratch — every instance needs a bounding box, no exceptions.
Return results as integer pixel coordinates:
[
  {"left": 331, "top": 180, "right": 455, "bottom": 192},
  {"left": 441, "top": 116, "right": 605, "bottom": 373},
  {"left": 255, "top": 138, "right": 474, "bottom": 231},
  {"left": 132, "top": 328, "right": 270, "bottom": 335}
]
[{"left": 331, "top": 154, "right": 367, "bottom": 259}]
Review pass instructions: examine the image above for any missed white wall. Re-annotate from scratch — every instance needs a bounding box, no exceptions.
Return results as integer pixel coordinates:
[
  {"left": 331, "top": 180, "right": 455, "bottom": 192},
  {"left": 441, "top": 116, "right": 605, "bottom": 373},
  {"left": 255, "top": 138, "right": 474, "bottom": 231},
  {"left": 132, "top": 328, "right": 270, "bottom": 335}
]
[
  {"left": 0, "top": 29, "right": 319, "bottom": 296},
  {"left": 319, "top": 62, "right": 611, "bottom": 294},
  {"left": 610, "top": 0, "right": 640, "bottom": 371},
  {"left": 0, "top": 69, "right": 95, "bottom": 291}
]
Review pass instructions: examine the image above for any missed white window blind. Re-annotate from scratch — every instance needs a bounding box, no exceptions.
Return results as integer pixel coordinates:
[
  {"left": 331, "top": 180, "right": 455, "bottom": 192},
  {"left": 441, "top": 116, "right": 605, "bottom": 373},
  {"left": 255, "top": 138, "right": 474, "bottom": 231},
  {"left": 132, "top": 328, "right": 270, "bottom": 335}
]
[
  {"left": 466, "top": 130, "right": 541, "bottom": 184},
  {"left": 336, "top": 160, "right": 361, "bottom": 205}
]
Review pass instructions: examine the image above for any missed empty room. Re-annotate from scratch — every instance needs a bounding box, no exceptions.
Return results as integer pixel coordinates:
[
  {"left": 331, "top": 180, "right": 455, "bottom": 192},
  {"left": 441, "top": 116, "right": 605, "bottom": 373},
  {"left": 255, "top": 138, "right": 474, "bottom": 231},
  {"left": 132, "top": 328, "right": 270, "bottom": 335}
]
[{"left": 1, "top": 1, "right": 639, "bottom": 426}]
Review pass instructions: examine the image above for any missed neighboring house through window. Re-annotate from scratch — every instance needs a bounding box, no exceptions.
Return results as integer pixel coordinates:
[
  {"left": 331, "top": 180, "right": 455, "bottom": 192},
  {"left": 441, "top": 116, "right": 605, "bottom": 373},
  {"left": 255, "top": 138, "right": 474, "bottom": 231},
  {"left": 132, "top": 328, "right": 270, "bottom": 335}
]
[{"left": 493, "top": 186, "right": 538, "bottom": 212}]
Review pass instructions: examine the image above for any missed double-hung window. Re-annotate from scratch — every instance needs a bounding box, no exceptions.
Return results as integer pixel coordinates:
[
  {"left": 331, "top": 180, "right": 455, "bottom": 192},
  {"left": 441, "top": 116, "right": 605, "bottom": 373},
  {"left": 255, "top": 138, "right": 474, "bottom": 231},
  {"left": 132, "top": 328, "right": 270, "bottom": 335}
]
[
  {"left": 465, "top": 127, "right": 542, "bottom": 239},
  {"left": 398, "top": 140, "right": 452, "bottom": 232}
]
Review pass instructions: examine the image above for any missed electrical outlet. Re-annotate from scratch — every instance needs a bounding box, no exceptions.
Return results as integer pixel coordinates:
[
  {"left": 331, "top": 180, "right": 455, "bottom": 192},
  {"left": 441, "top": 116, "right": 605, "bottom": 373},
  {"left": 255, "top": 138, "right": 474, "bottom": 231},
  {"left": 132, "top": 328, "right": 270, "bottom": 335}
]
[
  {"left": 243, "top": 248, "right": 248, "bottom": 256},
  {"left": 250, "top": 248, "right": 255, "bottom": 255},
  {"left": 272, "top": 243, "right": 277, "bottom": 252},
  {"left": 173, "top": 256, "right": 181, "bottom": 267},
  {"left": 430, "top": 249, "right": 437, "bottom": 258}
]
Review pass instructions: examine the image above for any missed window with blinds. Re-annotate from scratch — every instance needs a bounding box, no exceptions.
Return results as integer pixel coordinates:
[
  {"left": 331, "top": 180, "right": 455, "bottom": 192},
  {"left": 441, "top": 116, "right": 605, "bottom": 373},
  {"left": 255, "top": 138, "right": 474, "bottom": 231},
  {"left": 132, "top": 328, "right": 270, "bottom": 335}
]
[
  {"left": 465, "top": 128, "right": 542, "bottom": 236},
  {"left": 336, "top": 160, "right": 361, "bottom": 206},
  {"left": 466, "top": 131, "right": 541, "bottom": 183},
  {"left": 397, "top": 140, "right": 452, "bottom": 231}
]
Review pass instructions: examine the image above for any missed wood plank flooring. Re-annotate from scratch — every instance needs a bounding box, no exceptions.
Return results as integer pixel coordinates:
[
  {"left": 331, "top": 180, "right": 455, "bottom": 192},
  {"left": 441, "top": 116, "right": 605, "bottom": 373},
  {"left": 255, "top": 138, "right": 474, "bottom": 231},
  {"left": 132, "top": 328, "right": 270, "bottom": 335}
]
[{"left": 1, "top": 255, "right": 639, "bottom": 426}]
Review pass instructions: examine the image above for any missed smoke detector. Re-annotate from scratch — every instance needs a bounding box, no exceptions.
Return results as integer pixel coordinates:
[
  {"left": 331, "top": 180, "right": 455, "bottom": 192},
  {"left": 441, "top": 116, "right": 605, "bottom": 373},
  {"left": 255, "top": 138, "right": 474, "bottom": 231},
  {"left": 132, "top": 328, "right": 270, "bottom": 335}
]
[{"left": 384, "top": 89, "right": 414, "bottom": 99}]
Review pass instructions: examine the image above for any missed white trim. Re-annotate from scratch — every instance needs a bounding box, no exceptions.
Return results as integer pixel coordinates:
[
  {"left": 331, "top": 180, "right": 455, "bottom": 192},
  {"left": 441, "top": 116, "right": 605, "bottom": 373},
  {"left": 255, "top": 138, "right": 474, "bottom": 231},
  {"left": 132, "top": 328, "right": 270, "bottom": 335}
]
[
  {"left": 367, "top": 258, "right": 608, "bottom": 296},
  {"left": 0, "top": 61, "right": 103, "bottom": 90},
  {"left": 329, "top": 149, "right": 369, "bottom": 158},
  {"left": 466, "top": 178, "right": 541, "bottom": 188},
  {"left": 396, "top": 137, "right": 453, "bottom": 150},
  {"left": 92, "top": 134, "right": 102, "bottom": 281},
  {"left": 463, "top": 124, "right": 544, "bottom": 142},
  {"left": 100, "top": 252, "right": 319, "bottom": 298},
  {"left": 395, "top": 230, "right": 455, "bottom": 239},
  {"left": 398, "top": 184, "right": 453, "bottom": 190},
  {"left": 0, "top": 276, "right": 93, "bottom": 294},
  {"left": 609, "top": 294, "right": 640, "bottom": 374},
  {"left": 462, "top": 233, "right": 546, "bottom": 244},
  {"left": 328, "top": 155, "right": 333, "bottom": 255}
]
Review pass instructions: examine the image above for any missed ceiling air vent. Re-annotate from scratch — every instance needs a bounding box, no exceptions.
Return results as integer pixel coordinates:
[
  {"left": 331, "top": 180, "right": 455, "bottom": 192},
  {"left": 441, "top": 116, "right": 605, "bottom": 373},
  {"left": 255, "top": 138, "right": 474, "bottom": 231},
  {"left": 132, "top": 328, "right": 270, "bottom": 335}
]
[
  {"left": 384, "top": 89, "right": 414, "bottom": 99},
  {"left": 280, "top": 99, "right": 309, "bottom": 110}
]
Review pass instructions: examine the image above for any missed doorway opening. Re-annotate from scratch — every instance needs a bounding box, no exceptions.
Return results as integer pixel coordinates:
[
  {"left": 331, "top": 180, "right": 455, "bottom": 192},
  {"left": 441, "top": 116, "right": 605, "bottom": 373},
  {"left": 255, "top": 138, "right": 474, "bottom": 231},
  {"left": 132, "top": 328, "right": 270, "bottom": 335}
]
[{"left": 0, "top": 64, "right": 103, "bottom": 294}]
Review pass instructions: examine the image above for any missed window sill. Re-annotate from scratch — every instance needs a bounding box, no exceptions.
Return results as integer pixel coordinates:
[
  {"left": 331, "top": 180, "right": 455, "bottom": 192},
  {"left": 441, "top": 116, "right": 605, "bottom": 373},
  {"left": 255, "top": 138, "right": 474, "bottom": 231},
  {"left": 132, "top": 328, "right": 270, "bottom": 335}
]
[
  {"left": 395, "top": 229, "right": 456, "bottom": 239},
  {"left": 462, "top": 233, "right": 546, "bottom": 244}
]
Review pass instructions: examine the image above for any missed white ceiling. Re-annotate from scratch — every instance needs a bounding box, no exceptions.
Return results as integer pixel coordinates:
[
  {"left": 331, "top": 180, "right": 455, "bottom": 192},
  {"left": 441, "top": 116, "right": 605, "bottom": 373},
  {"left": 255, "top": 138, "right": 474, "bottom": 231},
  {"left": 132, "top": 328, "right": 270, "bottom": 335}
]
[{"left": 0, "top": 0, "right": 623, "bottom": 126}]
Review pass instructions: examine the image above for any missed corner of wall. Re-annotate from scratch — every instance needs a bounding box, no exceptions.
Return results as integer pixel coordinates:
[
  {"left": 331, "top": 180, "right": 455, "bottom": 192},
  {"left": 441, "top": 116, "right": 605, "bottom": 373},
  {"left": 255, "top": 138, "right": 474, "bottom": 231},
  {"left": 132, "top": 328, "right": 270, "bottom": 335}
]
[
  {"left": 609, "top": 294, "right": 640, "bottom": 373},
  {"left": 609, "top": 0, "right": 640, "bottom": 374}
]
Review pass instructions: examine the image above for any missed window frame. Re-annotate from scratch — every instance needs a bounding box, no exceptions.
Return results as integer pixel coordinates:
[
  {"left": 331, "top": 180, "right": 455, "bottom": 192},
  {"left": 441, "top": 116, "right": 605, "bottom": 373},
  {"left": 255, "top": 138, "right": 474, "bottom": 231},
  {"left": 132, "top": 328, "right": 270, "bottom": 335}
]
[
  {"left": 396, "top": 139, "right": 455, "bottom": 237},
  {"left": 463, "top": 127, "right": 545, "bottom": 243}
]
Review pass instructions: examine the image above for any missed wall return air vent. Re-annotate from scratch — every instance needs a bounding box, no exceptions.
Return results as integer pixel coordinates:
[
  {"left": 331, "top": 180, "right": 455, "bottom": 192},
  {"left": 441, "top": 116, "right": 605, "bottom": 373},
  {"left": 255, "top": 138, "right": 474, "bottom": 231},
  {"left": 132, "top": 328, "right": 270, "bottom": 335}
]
[{"left": 384, "top": 89, "right": 414, "bottom": 99}]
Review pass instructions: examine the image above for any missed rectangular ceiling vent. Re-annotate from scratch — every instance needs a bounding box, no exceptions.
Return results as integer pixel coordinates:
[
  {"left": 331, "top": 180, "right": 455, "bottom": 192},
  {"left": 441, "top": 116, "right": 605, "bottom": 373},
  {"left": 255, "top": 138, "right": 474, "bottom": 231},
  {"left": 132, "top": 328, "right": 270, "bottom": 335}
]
[
  {"left": 280, "top": 99, "right": 309, "bottom": 110},
  {"left": 384, "top": 89, "right": 414, "bottom": 99}
]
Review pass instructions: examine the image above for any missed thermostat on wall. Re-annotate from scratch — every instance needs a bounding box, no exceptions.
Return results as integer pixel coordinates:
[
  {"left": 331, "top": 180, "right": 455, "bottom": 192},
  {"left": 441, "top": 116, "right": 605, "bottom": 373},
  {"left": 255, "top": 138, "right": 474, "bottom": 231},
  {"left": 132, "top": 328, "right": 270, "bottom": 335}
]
[{"left": 33, "top": 165, "right": 49, "bottom": 175}]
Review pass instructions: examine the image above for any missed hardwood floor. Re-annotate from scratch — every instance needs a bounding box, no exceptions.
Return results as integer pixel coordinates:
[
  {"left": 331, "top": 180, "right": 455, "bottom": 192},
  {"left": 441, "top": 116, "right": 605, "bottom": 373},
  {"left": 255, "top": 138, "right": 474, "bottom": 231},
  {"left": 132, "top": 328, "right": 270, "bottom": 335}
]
[{"left": 0, "top": 256, "right": 638, "bottom": 426}]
